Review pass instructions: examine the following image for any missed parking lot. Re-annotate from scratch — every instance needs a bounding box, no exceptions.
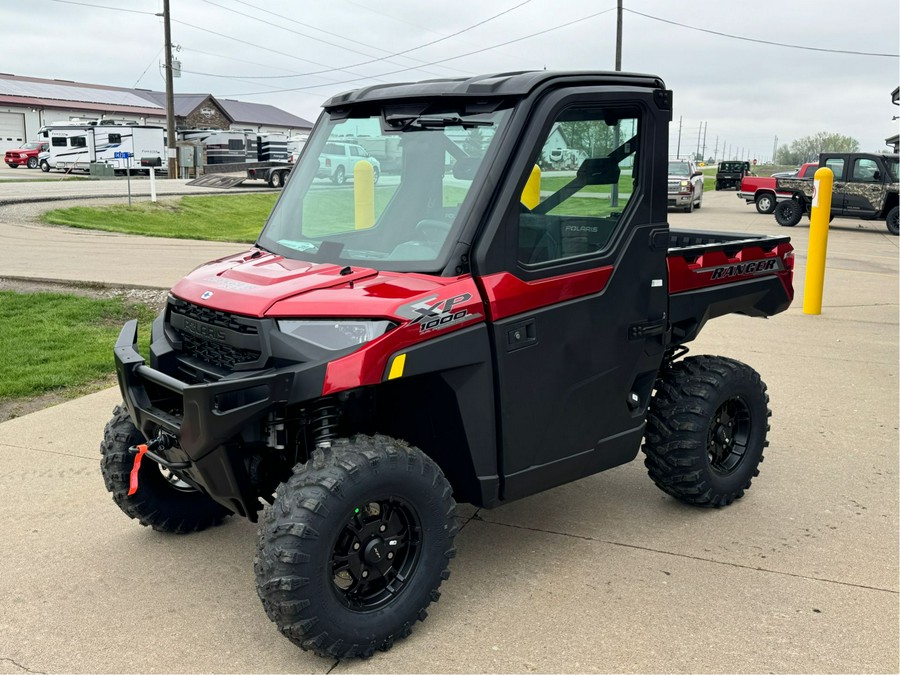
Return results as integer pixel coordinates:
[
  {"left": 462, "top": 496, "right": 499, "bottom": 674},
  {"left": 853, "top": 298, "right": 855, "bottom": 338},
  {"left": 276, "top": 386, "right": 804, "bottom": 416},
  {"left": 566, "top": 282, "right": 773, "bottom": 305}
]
[{"left": 0, "top": 189, "right": 897, "bottom": 673}]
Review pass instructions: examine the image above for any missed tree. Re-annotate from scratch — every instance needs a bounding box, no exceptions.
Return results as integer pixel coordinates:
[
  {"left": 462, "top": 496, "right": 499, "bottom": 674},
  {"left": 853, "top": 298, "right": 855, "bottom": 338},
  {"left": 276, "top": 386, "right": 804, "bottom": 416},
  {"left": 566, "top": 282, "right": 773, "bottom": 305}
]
[
  {"left": 463, "top": 128, "right": 485, "bottom": 157},
  {"left": 775, "top": 132, "right": 860, "bottom": 165}
]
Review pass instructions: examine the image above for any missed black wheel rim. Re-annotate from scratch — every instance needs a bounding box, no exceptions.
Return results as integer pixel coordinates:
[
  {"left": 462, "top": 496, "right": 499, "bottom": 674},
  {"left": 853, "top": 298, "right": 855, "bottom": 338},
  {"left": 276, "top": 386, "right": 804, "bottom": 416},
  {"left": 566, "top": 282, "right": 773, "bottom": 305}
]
[
  {"left": 706, "top": 397, "right": 752, "bottom": 475},
  {"left": 330, "top": 498, "right": 422, "bottom": 612}
]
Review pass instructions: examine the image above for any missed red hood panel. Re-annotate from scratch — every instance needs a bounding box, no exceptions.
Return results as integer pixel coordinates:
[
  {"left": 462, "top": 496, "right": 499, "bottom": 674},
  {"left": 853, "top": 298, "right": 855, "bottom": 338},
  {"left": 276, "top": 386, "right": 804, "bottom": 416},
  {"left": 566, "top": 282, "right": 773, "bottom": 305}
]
[
  {"left": 171, "top": 250, "right": 380, "bottom": 316},
  {"left": 171, "top": 250, "right": 462, "bottom": 318}
]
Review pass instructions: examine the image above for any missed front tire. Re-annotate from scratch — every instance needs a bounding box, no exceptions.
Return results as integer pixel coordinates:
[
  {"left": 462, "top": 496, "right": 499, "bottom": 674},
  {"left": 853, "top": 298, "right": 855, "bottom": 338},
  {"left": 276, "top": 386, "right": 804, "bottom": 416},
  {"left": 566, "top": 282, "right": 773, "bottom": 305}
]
[
  {"left": 26, "top": 157, "right": 38, "bottom": 169},
  {"left": 887, "top": 206, "right": 899, "bottom": 235},
  {"left": 755, "top": 193, "right": 776, "bottom": 214},
  {"left": 642, "top": 356, "right": 770, "bottom": 508},
  {"left": 100, "top": 405, "right": 231, "bottom": 533},
  {"left": 774, "top": 199, "right": 803, "bottom": 227},
  {"left": 255, "top": 435, "right": 458, "bottom": 659},
  {"left": 40, "top": 160, "right": 50, "bottom": 172}
]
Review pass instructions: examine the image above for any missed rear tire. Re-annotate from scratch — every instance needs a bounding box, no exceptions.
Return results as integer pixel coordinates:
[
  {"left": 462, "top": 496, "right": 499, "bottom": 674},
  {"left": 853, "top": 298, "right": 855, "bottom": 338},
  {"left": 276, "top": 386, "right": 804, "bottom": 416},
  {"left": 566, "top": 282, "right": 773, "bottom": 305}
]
[
  {"left": 332, "top": 166, "right": 346, "bottom": 185},
  {"left": 887, "top": 206, "right": 899, "bottom": 235},
  {"left": 100, "top": 405, "right": 231, "bottom": 533},
  {"left": 774, "top": 199, "right": 803, "bottom": 227},
  {"left": 269, "top": 171, "right": 284, "bottom": 188},
  {"left": 755, "top": 193, "right": 776, "bottom": 214},
  {"left": 255, "top": 435, "right": 458, "bottom": 659},
  {"left": 643, "top": 356, "right": 770, "bottom": 508}
]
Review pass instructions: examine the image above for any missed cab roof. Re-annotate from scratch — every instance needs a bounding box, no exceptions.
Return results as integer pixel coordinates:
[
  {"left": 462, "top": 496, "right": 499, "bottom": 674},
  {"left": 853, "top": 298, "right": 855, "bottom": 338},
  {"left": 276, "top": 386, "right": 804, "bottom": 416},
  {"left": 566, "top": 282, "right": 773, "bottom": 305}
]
[{"left": 323, "top": 70, "right": 666, "bottom": 109}]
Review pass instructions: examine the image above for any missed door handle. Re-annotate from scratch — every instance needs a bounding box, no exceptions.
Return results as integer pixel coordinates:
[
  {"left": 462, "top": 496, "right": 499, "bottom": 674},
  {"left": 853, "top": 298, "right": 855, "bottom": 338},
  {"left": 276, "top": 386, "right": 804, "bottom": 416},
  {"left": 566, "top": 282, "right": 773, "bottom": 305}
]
[{"left": 506, "top": 319, "right": 536, "bottom": 352}]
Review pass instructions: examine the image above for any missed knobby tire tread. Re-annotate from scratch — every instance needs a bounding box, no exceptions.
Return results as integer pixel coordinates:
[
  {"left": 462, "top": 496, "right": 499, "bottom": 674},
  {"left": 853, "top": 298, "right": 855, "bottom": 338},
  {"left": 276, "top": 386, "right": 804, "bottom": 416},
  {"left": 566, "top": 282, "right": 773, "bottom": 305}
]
[
  {"left": 642, "top": 355, "right": 771, "bottom": 508},
  {"left": 254, "top": 434, "right": 458, "bottom": 659}
]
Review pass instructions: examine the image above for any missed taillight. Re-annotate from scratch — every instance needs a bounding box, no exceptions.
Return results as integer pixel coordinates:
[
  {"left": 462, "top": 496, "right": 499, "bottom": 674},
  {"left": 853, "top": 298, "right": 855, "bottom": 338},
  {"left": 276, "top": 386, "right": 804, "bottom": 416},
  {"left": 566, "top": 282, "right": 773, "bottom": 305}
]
[
  {"left": 783, "top": 250, "right": 795, "bottom": 271},
  {"left": 325, "top": 158, "right": 331, "bottom": 167}
]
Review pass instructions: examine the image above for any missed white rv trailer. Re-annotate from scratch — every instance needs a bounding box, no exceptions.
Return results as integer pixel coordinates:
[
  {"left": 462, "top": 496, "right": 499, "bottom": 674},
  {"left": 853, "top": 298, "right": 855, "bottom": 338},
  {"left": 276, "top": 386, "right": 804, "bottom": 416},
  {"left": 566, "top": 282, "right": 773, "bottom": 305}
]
[
  {"left": 40, "top": 124, "right": 165, "bottom": 172},
  {"left": 178, "top": 129, "right": 289, "bottom": 165}
]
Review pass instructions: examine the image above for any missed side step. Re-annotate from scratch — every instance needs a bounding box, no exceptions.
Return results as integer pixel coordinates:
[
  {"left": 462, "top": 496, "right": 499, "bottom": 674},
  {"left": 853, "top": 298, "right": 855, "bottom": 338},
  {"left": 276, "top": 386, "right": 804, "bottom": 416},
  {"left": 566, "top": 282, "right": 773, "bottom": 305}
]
[{"left": 186, "top": 174, "right": 247, "bottom": 189}]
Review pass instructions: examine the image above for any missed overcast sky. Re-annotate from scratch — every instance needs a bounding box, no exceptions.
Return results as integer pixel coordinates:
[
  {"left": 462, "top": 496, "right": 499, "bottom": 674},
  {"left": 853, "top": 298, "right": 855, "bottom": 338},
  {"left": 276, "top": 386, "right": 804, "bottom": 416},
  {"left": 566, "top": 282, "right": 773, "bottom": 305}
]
[{"left": 5, "top": 0, "right": 899, "bottom": 161}]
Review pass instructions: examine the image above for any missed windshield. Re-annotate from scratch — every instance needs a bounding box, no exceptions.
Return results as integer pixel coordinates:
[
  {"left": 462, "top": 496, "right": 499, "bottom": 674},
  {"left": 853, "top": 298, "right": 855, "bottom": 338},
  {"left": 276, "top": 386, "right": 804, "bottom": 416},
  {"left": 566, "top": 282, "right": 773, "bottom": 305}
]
[
  {"left": 886, "top": 157, "right": 898, "bottom": 181},
  {"left": 22, "top": 142, "right": 41, "bottom": 150},
  {"left": 258, "top": 106, "right": 511, "bottom": 272},
  {"left": 668, "top": 161, "right": 690, "bottom": 176}
]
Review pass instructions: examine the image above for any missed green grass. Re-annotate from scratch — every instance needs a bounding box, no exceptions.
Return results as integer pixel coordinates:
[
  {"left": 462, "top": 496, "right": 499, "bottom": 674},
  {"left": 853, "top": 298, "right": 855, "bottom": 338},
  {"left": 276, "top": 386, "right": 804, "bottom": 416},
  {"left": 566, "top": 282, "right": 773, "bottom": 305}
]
[
  {"left": 540, "top": 174, "right": 635, "bottom": 194},
  {"left": 42, "top": 194, "right": 279, "bottom": 242},
  {"left": 0, "top": 291, "right": 156, "bottom": 400}
]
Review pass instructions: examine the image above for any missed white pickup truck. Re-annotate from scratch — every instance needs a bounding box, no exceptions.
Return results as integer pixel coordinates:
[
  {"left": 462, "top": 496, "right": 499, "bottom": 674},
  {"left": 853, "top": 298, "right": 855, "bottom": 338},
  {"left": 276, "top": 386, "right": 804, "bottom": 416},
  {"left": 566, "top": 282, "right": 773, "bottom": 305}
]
[{"left": 316, "top": 141, "right": 381, "bottom": 185}]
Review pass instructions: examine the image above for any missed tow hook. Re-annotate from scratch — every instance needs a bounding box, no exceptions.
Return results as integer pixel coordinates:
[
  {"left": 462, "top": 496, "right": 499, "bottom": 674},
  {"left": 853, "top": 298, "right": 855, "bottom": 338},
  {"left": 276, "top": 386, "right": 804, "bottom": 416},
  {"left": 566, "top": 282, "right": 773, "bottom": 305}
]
[{"left": 127, "top": 432, "right": 181, "bottom": 496}]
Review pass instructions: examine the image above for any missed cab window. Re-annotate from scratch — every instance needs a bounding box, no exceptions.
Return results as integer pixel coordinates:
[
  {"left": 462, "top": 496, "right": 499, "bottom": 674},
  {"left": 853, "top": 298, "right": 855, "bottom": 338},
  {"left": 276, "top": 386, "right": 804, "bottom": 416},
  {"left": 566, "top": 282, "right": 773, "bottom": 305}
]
[
  {"left": 518, "top": 106, "right": 639, "bottom": 265},
  {"left": 823, "top": 157, "right": 845, "bottom": 180},
  {"left": 851, "top": 158, "right": 880, "bottom": 182}
]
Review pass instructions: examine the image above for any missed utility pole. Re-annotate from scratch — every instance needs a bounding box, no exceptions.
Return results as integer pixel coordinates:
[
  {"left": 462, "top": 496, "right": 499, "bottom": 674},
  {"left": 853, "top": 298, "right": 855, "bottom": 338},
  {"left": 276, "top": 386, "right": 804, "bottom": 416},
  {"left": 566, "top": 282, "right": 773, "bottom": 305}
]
[
  {"left": 611, "top": 0, "right": 622, "bottom": 207},
  {"left": 713, "top": 136, "right": 719, "bottom": 162},
  {"left": 701, "top": 122, "right": 708, "bottom": 162},
  {"left": 615, "top": 0, "right": 623, "bottom": 71},
  {"left": 772, "top": 135, "right": 778, "bottom": 164},
  {"left": 695, "top": 122, "right": 702, "bottom": 160},
  {"left": 676, "top": 116, "right": 682, "bottom": 158},
  {"left": 162, "top": 0, "right": 177, "bottom": 179}
]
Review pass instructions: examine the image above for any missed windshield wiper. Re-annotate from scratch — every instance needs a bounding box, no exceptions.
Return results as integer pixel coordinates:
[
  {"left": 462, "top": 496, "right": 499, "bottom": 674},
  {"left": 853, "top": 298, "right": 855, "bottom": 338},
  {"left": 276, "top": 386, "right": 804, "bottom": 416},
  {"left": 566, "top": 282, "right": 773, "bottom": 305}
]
[{"left": 385, "top": 114, "right": 493, "bottom": 130}]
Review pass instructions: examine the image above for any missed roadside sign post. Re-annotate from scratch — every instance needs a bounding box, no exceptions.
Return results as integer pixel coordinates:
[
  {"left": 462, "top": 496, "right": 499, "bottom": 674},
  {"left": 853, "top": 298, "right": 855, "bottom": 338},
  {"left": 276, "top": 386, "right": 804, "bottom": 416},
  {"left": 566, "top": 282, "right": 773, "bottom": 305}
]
[
  {"left": 803, "top": 167, "right": 834, "bottom": 315},
  {"left": 149, "top": 166, "right": 157, "bottom": 203},
  {"left": 115, "top": 151, "right": 134, "bottom": 207}
]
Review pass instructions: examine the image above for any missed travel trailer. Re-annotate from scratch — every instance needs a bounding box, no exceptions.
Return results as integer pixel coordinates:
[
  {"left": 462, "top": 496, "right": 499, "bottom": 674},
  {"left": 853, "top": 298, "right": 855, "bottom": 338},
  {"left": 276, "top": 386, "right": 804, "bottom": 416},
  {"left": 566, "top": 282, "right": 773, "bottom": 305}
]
[{"left": 40, "top": 124, "right": 165, "bottom": 172}]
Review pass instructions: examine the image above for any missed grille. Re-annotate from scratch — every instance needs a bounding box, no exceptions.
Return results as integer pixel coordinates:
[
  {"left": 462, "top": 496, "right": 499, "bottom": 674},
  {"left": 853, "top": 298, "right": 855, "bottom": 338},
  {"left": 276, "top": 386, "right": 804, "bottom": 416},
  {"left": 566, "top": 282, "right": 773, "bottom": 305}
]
[
  {"left": 169, "top": 298, "right": 262, "bottom": 369},
  {"left": 181, "top": 334, "right": 261, "bottom": 369},
  {"left": 170, "top": 299, "right": 259, "bottom": 335}
]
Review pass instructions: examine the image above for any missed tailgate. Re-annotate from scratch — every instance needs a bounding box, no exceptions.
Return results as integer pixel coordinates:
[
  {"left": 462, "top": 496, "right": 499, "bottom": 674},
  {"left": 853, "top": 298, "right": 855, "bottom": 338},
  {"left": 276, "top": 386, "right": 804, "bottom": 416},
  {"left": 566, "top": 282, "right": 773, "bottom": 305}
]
[{"left": 666, "top": 230, "right": 794, "bottom": 343}]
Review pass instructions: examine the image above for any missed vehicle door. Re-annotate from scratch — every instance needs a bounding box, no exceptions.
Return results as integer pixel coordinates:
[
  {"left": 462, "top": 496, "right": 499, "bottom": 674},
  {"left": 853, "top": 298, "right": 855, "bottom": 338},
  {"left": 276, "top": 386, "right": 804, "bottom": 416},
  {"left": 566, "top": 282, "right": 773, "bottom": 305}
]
[
  {"left": 844, "top": 157, "right": 885, "bottom": 216},
  {"left": 822, "top": 155, "right": 848, "bottom": 214},
  {"left": 473, "top": 89, "right": 670, "bottom": 501}
]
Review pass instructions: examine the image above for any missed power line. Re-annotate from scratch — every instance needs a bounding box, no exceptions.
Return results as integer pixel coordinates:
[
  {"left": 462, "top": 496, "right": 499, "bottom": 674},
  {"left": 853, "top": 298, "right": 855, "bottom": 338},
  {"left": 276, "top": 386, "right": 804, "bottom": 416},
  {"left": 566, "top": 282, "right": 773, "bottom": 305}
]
[
  {"left": 219, "top": 6, "right": 617, "bottom": 96},
  {"left": 187, "top": 0, "right": 536, "bottom": 81},
  {"left": 211, "top": 0, "right": 468, "bottom": 77},
  {"left": 170, "top": 18, "right": 388, "bottom": 85},
  {"left": 624, "top": 8, "right": 899, "bottom": 58},
  {"left": 44, "top": 0, "right": 155, "bottom": 14},
  {"left": 133, "top": 46, "right": 164, "bottom": 88}
]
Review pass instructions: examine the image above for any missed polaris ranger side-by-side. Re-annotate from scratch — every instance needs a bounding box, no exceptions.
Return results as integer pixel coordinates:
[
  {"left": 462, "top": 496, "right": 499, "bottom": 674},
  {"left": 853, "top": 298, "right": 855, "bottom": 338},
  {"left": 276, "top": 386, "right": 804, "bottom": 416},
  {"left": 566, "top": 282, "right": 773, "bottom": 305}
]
[{"left": 102, "top": 71, "right": 795, "bottom": 659}]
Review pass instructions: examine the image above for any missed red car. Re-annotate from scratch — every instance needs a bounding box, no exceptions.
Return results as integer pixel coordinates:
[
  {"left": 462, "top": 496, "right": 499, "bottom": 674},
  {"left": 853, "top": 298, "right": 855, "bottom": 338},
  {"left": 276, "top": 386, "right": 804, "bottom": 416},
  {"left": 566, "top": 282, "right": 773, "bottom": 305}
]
[{"left": 4, "top": 141, "right": 49, "bottom": 169}]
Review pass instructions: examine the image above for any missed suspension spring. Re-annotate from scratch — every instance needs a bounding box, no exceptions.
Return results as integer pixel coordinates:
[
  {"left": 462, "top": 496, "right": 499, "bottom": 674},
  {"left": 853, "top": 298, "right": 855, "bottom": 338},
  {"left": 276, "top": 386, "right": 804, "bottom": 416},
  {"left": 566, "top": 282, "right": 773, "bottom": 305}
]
[{"left": 311, "top": 399, "right": 340, "bottom": 449}]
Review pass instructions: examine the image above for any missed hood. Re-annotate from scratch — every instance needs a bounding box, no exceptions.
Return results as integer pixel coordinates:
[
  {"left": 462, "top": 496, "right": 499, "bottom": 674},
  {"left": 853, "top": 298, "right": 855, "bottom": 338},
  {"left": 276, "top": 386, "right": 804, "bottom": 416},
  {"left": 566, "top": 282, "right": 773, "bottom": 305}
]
[{"left": 171, "top": 249, "right": 454, "bottom": 319}]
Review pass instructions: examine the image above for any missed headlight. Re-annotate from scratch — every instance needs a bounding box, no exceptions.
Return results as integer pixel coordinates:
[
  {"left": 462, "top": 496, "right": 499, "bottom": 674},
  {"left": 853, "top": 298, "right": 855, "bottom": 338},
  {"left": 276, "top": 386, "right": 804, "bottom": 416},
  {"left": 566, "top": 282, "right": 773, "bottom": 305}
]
[
  {"left": 277, "top": 319, "right": 395, "bottom": 351},
  {"left": 680, "top": 180, "right": 690, "bottom": 188}
]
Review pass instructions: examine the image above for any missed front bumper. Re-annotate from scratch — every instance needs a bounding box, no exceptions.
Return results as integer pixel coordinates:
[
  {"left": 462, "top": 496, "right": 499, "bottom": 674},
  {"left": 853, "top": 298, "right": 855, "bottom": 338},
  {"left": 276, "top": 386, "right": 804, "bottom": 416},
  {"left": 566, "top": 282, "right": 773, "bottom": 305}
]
[
  {"left": 668, "top": 193, "right": 692, "bottom": 206},
  {"left": 114, "top": 319, "right": 326, "bottom": 517},
  {"left": 4, "top": 157, "right": 26, "bottom": 167}
]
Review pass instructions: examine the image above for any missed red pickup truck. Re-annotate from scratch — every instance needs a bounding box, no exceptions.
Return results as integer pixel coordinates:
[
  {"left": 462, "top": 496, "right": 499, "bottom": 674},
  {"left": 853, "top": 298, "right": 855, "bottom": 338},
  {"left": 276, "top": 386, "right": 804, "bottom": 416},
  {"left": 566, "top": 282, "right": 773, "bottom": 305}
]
[
  {"left": 738, "top": 163, "right": 817, "bottom": 214},
  {"left": 4, "top": 141, "right": 49, "bottom": 169}
]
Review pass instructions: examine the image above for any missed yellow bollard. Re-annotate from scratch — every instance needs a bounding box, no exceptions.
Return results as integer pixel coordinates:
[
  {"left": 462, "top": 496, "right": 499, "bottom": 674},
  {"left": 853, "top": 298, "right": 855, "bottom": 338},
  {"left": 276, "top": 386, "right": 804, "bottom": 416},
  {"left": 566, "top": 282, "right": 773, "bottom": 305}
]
[
  {"left": 803, "top": 167, "right": 834, "bottom": 315},
  {"left": 354, "top": 161, "right": 375, "bottom": 230},
  {"left": 521, "top": 164, "right": 541, "bottom": 209}
]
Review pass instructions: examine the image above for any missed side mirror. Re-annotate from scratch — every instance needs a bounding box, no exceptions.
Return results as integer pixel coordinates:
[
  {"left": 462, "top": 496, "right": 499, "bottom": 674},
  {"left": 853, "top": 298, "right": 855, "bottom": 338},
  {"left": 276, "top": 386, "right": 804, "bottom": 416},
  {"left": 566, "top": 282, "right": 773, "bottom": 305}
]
[
  {"left": 692, "top": 171, "right": 703, "bottom": 178},
  {"left": 873, "top": 170, "right": 882, "bottom": 182}
]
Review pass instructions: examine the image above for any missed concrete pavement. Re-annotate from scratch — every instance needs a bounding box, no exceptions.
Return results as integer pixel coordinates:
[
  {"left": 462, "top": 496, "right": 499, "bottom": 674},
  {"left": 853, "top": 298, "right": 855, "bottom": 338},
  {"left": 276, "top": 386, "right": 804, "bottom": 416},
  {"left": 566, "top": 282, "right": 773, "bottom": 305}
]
[{"left": 0, "top": 190, "right": 897, "bottom": 673}]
